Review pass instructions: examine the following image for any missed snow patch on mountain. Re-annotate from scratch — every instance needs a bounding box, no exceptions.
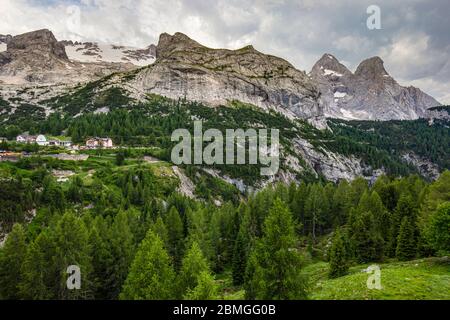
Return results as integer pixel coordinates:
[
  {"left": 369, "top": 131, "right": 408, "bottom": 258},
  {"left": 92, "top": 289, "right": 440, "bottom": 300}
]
[
  {"left": 0, "top": 43, "right": 6, "bottom": 52},
  {"left": 324, "top": 69, "right": 342, "bottom": 77},
  {"left": 65, "top": 42, "right": 156, "bottom": 67}
]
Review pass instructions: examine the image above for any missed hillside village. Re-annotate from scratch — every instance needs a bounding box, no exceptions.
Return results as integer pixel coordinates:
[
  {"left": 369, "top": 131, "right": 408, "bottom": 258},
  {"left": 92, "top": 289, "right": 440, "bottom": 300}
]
[{"left": 0, "top": 135, "right": 114, "bottom": 162}]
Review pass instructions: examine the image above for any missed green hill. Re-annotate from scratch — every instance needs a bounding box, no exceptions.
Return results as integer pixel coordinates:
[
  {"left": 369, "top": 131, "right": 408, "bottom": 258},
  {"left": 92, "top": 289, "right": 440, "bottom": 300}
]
[{"left": 303, "top": 257, "right": 450, "bottom": 300}]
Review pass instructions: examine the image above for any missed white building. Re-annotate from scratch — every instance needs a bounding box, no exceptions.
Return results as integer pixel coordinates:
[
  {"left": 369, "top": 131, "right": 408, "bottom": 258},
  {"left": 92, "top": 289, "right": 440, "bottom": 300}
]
[
  {"left": 86, "top": 137, "right": 114, "bottom": 149},
  {"left": 49, "top": 139, "right": 72, "bottom": 148},
  {"left": 36, "top": 135, "right": 48, "bottom": 146}
]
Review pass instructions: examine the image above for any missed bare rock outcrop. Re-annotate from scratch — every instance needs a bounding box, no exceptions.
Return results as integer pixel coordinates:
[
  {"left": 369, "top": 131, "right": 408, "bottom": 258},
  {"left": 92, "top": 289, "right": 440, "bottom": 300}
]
[
  {"left": 310, "top": 54, "right": 441, "bottom": 120},
  {"left": 131, "top": 32, "right": 322, "bottom": 119}
]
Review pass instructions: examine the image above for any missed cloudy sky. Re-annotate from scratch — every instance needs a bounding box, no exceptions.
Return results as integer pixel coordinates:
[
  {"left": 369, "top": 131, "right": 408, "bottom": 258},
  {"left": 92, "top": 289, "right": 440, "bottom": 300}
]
[{"left": 1, "top": 0, "right": 449, "bottom": 103}]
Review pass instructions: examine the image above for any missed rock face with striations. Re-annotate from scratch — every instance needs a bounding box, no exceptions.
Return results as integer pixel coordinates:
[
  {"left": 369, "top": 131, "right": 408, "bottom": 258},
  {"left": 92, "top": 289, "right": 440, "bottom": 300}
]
[
  {"left": 0, "top": 29, "right": 136, "bottom": 84},
  {"left": 1, "top": 29, "right": 68, "bottom": 70},
  {"left": 131, "top": 32, "right": 322, "bottom": 119},
  {"left": 310, "top": 54, "right": 440, "bottom": 120}
]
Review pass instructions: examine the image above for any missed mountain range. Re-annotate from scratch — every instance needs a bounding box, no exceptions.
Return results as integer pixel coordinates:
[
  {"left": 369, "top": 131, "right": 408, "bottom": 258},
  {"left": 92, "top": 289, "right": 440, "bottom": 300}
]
[
  {"left": 0, "top": 29, "right": 448, "bottom": 184},
  {"left": 0, "top": 29, "right": 443, "bottom": 121}
]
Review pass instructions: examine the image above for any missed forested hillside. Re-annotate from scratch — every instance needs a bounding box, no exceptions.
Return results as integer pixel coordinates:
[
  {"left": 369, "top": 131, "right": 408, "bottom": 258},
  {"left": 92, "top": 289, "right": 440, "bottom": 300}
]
[{"left": 0, "top": 150, "right": 449, "bottom": 299}]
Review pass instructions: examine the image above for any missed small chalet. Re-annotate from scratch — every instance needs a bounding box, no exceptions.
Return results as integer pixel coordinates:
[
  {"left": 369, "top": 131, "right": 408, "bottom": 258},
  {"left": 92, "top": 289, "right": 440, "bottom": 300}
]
[
  {"left": 16, "top": 134, "right": 48, "bottom": 146},
  {"left": 86, "top": 137, "right": 114, "bottom": 149}
]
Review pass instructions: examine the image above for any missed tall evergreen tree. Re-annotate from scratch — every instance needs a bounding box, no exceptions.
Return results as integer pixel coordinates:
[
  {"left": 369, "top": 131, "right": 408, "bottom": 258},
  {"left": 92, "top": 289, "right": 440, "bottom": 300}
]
[
  {"left": 245, "top": 198, "right": 307, "bottom": 300},
  {"left": 425, "top": 203, "right": 450, "bottom": 255},
  {"left": 183, "top": 271, "right": 218, "bottom": 300},
  {"left": 0, "top": 224, "right": 27, "bottom": 299},
  {"left": 396, "top": 216, "right": 417, "bottom": 261},
  {"left": 52, "top": 212, "right": 92, "bottom": 299},
  {"left": 108, "top": 211, "right": 135, "bottom": 299},
  {"left": 19, "top": 232, "right": 53, "bottom": 299},
  {"left": 178, "top": 241, "right": 211, "bottom": 298},
  {"left": 328, "top": 229, "right": 349, "bottom": 278},
  {"left": 350, "top": 211, "right": 384, "bottom": 263},
  {"left": 120, "top": 231, "right": 175, "bottom": 300},
  {"left": 165, "top": 206, "right": 185, "bottom": 269}
]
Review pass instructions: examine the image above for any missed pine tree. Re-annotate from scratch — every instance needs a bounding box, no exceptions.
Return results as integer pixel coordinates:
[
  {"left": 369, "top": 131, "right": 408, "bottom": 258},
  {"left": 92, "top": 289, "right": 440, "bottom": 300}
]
[
  {"left": 183, "top": 271, "right": 219, "bottom": 300},
  {"left": 152, "top": 216, "right": 169, "bottom": 248},
  {"left": 0, "top": 224, "right": 27, "bottom": 299},
  {"left": 19, "top": 232, "right": 52, "bottom": 299},
  {"left": 388, "top": 194, "right": 417, "bottom": 257},
  {"left": 89, "top": 216, "right": 113, "bottom": 299},
  {"left": 328, "top": 229, "right": 349, "bottom": 278},
  {"left": 120, "top": 230, "right": 175, "bottom": 300},
  {"left": 425, "top": 203, "right": 450, "bottom": 255},
  {"left": 351, "top": 211, "right": 384, "bottom": 263},
  {"left": 108, "top": 211, "right": 135, "bottom": 299},
  {"left": 304, "top": 184, "right": 328, "bottom": 242},
  {"left": 245, "top": 198, "right": 307, "bottom": 300},
  {"left": 52, "top": 212, "right": 92, "bottom": 299},
  {"left": 165, "top": 206, "right": 185, "bottom": 269},
  {"left": 186, "top": 208, "right": 214, "bottom": 262},
  {"left": 231, "top": 227, "right": 248, "bottom": 285},
  {"left": 396, "top": 217, "right": 417, "bottom": 261},
  {"left": 178, "top": 241, "right": 210, "bottom": 298}
]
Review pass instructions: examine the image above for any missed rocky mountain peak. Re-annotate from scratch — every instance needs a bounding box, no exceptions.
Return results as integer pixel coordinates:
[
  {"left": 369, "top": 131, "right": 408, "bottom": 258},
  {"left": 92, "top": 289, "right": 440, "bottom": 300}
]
[
  {"left": 355, "top": 56, "right": 389, "bottom": 80},
  {"left": 311, "top": 53, "right": 352, "bottom": 78},
  {"left": 156, "top": 32, "right": 203, "bottom": 58},
  {"left": 0, "top": 34, "right": 13, "bottom": 44}
]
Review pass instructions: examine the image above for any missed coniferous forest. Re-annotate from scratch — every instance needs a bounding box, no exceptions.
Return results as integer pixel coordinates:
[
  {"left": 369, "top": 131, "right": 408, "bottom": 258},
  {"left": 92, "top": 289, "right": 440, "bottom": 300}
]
[{"left": 0, "top": 147, "right": 449, "bottom": 299}]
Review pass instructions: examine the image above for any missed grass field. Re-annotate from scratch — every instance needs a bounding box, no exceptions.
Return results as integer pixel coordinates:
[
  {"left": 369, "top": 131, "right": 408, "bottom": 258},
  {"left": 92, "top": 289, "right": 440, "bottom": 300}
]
[{"left": 303, "top": 257, "right": 450, "bottom": 300}]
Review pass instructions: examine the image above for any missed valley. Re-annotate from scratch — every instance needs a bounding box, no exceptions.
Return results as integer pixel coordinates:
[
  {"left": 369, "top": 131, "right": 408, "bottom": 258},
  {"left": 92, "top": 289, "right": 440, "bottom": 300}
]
[{"left": 0, "top": 28, "right": 449, "bottom": 301}]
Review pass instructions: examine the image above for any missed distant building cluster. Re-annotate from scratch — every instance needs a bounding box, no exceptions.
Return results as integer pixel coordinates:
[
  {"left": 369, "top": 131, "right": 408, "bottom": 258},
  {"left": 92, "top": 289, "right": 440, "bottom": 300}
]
[
  {"left": 85, "top": 137, "right": 114, "bottom": 149},
  {"left": 15, "top": 134, "right": 72, "bottom": 148},
  {"left": 1, "top": 135, "right": 115, "bottom": 150}
]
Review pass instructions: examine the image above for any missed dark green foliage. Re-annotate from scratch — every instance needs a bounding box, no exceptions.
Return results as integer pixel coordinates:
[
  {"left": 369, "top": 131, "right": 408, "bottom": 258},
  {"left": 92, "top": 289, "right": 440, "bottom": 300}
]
[
  {"left": 0, "top": 224, "right": 27, "bottom": 299},
  {"left": 178, "top": 241, "right": 211, "bottom": 298},
  {"left": 328, "top": 119, "right": 450, "bottom": 173},
  {"left": 425, "top": 203, "right": 450, "bottom": 255},
  {"left": 328, "top": 229, "right": 349, "bottom": 278},
  {"left": 396, "top": 217, "right": 417, "bottom": 261},
  {"left": 0, "top": 140, "right": 448, "bottom": 301},
  {"left": 165, "top": 207, "right": 185, "bottom": 269},
  {"left": 245, "top": 198, "right": 307, "bottom": 300},
  {"left": 120, "top": 231, "right": 175, "bottom": 300},
  {"left": 350, "top": 210, "right": 384, "bottom": 263}
]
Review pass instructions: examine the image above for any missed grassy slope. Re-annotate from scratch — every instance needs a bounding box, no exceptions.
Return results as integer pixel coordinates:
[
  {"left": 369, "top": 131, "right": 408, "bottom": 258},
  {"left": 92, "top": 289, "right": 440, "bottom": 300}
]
[{"left": 303, "top": 257, "right": 450, "bottom": 300}]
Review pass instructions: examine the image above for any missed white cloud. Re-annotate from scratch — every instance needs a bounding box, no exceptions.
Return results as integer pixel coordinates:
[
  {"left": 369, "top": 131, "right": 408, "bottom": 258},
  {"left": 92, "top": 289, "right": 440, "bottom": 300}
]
[{"left": 0, "top": 0, "right": 449, "bottom": 103}]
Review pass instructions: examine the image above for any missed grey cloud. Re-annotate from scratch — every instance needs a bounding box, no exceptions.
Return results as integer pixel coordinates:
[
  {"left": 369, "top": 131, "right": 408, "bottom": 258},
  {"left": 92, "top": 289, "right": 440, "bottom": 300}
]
[{"left": 2, "top": 0, "right": 449, "bottom": 103}]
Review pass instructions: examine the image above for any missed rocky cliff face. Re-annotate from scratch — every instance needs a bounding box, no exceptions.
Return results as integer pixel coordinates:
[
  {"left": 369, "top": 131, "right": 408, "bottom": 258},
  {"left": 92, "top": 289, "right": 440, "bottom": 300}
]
[
  {"left": 310, "top": 54, "right": 441, "bottom": 120},
  {"left": 130, "top": 32, "right": 322, "bottom": 119},
  {"left": 0, "top": 29, "right": 137, "bottom": 85},
  {"left": 0, "top": 34, "right": 12, "bottom": 45}
]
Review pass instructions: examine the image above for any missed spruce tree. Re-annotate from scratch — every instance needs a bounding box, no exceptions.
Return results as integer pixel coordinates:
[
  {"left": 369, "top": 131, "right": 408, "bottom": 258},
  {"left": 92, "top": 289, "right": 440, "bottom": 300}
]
[
  {"left": 351, "top": 211, "right": 384, "bottom": 263},
  {"left": 245, "top": 198, "right": 307, "bottom": 300},
  {"left": 151, "top": 216, "right": 169, "bottom": 247},
  {"left": 328, "top": 229, "right": 349, "bottom": 278},
  {"left": 231, "top": 227, "right": 248, "bottom": 285},
  {"left": 108, "top": 211, "right": 135, "bottom": 299},
  {"left": 178, "top": 241, "right": 211, "bottom": 298},
  {"left": 165, "top": 206, "right": 185, "bottom": 269},
  {"left": 52, "top": 212, "right": 92, "bottom": 299},
  {"left": 0, "top": 224, "right": 27, "bottom": 299},
  {"left": 425, "top": 203, "right": 450, "bottom": 255},
  {"left": 183, "top": 271, "right": 218, "bottom": 300},
  {"left": 396, "top": 216, "right": 417, "bottom": 261},
  {"left": 120, "top": 230, "right": 175, "bottom": 300},
  {"left": 89, "top": 217, "right": 113, "bottom": 299},
  {"left": 19, "top": 232, "right": 52, "bottom": 299}
]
